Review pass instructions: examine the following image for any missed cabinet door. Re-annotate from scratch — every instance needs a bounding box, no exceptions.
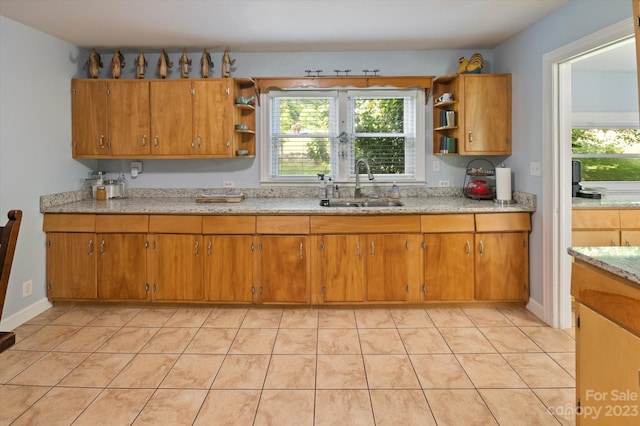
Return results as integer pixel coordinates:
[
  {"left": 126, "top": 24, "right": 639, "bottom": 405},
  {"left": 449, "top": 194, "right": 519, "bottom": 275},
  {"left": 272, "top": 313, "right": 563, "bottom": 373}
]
[
  {"left": 46, "top": 233, "right": 96, "bottom": 299},
  {"left": 320, "top": 235, "right": 366, "bottom": 302},
  {"left": 107, "top": 81, "right": 150, "bottom": 156},
  {"left": 149, "top": 234, "right": 203, "bottom": 301},
  {"left": 461, "top": 74, "right": 511, "bottom": 155},
  {"left": 572, "top": 230, "right": 620, "bottom": 247},
  {"left": 475, "top": 232, "right": 528, "bottom": 301},
  {"left": 97, "top": 233, "right": 148, "bottom": 300},
  {"left": 621, "top": 230, "right": 640, "bottom": 247},
  {"left": 424, "top": 233, "right": 474, "bottom": 300},
  {"left": 366, "top": 234, "right": 409, "bottom": 302},
  {"left": 150, "top": 81, "right": 193, "bottom": 155},
  {"left": 204, "top": 235, "right": 254, "bottom": 302},
  {"left": 258, "top": 235, "right": 309, "bottom": 303},
  {"left": 193, "top": 80, "right": 231, "bottom": 156},
  {"left": 576, "top": 303, "right": 640, "bottom": 425},
  {"left": 71, "top": 80, "right": 108, "bottom": 157}
]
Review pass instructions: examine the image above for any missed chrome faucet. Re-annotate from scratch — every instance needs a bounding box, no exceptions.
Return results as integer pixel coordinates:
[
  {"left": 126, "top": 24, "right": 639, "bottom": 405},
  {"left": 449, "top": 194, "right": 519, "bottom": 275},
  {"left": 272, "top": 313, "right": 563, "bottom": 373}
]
[{"left": 354, "top": 158, "right": 374, "bottom": 198}]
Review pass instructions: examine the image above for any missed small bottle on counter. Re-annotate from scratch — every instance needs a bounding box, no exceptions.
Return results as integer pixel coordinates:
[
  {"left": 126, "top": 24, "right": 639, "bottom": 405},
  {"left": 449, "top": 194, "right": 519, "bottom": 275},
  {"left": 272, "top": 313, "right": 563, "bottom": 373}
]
[
  {"left": 390, "top": 181, "right": 400, "bottom": 199},
  {"left": 95, "top": 186, "right": 107, "bottom": 201},
  {"left": 317, "top": 174, "right": 327, "bottom": 199},
  {"left": 117, "top": 172, "right": 128, "bottom": 198},
  {"left": 326, "top": 177, "right": 334, "bottom": 198}
]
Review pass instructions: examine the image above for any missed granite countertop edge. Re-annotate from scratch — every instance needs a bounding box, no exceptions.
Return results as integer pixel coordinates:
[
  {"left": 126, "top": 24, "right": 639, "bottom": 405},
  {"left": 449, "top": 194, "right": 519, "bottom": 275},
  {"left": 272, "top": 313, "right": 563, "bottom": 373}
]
[
  {"left": 40, "top": 188, "right": 536, "bottom": 215},
  {"left": 568, "top": 246, "right": 640, "bottom": 286}
]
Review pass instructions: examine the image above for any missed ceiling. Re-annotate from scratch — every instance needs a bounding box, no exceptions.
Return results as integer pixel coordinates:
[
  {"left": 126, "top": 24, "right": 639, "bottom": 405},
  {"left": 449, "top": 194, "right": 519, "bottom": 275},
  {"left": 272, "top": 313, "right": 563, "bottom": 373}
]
[{"left": 0, "top": 0, "right": 572, "bottom": 52}]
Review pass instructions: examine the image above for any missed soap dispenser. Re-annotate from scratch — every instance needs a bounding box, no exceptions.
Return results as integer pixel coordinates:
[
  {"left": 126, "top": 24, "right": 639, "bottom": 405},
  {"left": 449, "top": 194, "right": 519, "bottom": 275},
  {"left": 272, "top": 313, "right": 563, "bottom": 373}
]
[
  {"left": 317, "top": 174, "right": 327, "bottom": 199},
  {"left": 390, "top": 181, "right": 400, "bottom": 199}
]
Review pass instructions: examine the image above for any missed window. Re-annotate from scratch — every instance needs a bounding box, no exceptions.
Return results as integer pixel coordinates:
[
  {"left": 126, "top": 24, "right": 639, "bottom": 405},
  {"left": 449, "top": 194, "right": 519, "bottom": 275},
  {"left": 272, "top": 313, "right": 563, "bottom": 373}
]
[
  {"left": 261, "top": 88, "right": 425, "bottom": 184},
  {"left": 571, "top": 113, "right": 640, "bottom": 183}
]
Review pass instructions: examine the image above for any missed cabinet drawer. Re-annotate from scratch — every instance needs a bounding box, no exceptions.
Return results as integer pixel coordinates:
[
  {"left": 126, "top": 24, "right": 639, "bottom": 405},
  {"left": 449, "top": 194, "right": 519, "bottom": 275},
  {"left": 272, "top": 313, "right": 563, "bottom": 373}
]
[
  {"left": 619, "top": 209, "right": 640, "bottom": 229},
  {"left": 43, "top": 214, "right": 95, "bottom": 232},
  {"left": 257, "top": 216, "right": 309, "bottom": 234},
  {"left": 95, "top": 215, "right": 149, "bottom": 233},
  {"left": 572, "top": 209, "right": 620, "bottom": 229},
  {"left": 310, "top": 215, "right": 421, "bottom": 234},
  {"left": 421, "top": 214, "right": 475, "bottom": 233},
  {"left": 475, "top": 213, "right": 531, "bottom": 232},
  {"left": 572, "top": 230, "right": 620, "bottom": 247},
  {"left": 203, "top": 216, "right": 256, "bottom": 234},
  {"left": 149, "top": 215, "right": 202, "bottom": 234}
]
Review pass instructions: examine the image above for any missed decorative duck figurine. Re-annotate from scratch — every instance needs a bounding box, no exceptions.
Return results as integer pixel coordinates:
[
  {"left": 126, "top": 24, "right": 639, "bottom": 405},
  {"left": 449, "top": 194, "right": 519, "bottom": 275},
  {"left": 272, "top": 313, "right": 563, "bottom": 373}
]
[
  {"left": 221, "top": 47, "right": 235, "bottom": 78},
  {"left": 135, "top": 50, "right": 147, "bottom": 79},
  {"left": 179, "top": 48, "right": 192, "bottom": 78},
  {"left": 200, "top": 48, "right": 213, "bottom": 78},
  {"left": 457, "top": 53, "right": 484, "bottom": 74},
  {"left": 110, "top": 48, "right": 125, "bottom": 79},
  {"left": 87, "top": 48, "right": 103, "bottom": 79},
  {"left": 157, "top": 49, "right": 173, "bottom": 79}
]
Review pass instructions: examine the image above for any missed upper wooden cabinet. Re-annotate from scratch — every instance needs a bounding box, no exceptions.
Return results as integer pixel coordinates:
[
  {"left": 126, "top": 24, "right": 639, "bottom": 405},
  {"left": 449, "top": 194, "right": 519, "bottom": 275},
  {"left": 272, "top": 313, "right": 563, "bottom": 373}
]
[
  {"left": 433, "top": 73, "right": 512, "bottom": 156},
  {"left": 71, "top": 78, "right": 255, "bottom": 159}
]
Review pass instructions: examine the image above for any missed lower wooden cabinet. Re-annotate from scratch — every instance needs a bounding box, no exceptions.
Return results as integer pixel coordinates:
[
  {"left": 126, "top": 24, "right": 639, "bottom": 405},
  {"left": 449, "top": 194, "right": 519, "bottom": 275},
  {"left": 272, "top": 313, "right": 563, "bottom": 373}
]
[
  {"left": 474, "top": 232, "right": 528, "bottom": 301},
  {"left": 204, "top": 235, "right": 254, "bottom": 302},
  {"left": 575, "top": 304, "right": 640, "bottom": 425},
  {"left": 46, "top": 232, "right": 97, "bottom": 299},
  {"left": 572, "top": 209, "right": 640, "bottom": 247},
  {"left": 97, "top": 233, "right": 148, "bottom": 300},
  {"left": 424, "top": 233, "right": 475, "bottom": 300},
  {"left": 318, "top": 234, "right": 366, "bottom": 302},
  {"left": 148, "top": 234, "right": 203, "bottom": 301},
  {"left": 257, "top": 235, "right": 309, "bottom": 303},
  {"left": 44, "top": 211, "right": 531, "bottom": 305},
  {"left": 366, "top": 234, "right": 413, "bottom": 302}
]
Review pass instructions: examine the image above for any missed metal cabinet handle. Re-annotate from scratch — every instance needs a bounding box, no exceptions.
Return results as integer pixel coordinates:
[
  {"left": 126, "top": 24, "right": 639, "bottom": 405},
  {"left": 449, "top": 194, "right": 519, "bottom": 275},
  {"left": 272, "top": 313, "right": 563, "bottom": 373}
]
[
  {"left": 154, "top": 135, "right": 159, "bottom": 147},
  {"left": 611, "top": 240, "right": 617, "bottom": 247},
  {"left": 625, "top": 239, "right": 631, "bottom": 247},
  {"left": 194, "top": 240, "right": 199, "bottom": 256},
  {"left": 468, "top": 131, "right": 473, "bottom": 144},
  {"left": 99, "top": 240, "right": 105, "bottom": 255},
  {"left": 99, "top": 135, "right": 105, "bottom": 148},
  {"left": 356, "top": 241, "right": 360, "bottom": 257},
  {"left": 87, "top": 239, "right": 93, "bottom": 255},
  {"left": 479, "top": 240, "right": 484, "bottom": 256},
  {"left": 299, "top": 242, "right": 303, "bottom": 259},
  {"left": 226, "top": 141, "right": 230, "bottom": 148},
  {"left": 142, "top": 135, "right": 147, "bottom": 146},
  {"left": 207, "top": 241, "right": 212, "bottom": 256},
  {"left": 197, "top": 135, "right": 202, "bottom": 147},
  {"left": 465, "top": 240, "right": 471, "bottom": 256},
  {"left": 371, "top": 241, "right": 375, "bottom": 256}
]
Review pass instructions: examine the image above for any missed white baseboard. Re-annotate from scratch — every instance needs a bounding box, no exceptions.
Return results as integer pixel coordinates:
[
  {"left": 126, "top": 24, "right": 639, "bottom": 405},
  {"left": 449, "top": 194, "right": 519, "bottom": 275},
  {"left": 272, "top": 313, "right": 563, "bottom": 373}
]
[
  {"left": 0, "top": 298, "right": 53, "bottom": 331},
  {"left": 526, "top": 298, "right": 548, "bottom": 326}
]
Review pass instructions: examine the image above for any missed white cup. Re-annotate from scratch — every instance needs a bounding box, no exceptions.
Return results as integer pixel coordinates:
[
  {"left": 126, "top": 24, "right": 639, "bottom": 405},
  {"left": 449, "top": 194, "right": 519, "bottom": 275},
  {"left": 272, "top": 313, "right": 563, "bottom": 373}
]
[{"left": 437, "top": 93, "right": 453, "bottom": 103}]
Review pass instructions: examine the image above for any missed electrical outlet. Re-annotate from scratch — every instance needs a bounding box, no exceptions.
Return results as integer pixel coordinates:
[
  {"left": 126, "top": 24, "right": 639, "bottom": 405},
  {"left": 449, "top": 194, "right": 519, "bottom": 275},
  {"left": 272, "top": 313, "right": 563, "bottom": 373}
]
[
  {"left": 223, "top": 180, "right": 235, "bottom": 188},
  {"left": 530, "top": 162, "right": 541, "bottom": 176},
  {"left": 22, "top": 279, "right": 33, "bottom": 298},
  {"left": 432, "top": 160, "right": 440, "bottom": 172},
  {"left": 439, "top": 180, "right": 450, "bottom": 187}
]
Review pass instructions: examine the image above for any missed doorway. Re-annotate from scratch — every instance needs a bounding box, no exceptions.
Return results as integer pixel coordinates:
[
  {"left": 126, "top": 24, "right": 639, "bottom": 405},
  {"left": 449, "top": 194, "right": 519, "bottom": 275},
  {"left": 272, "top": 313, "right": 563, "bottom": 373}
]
[{"left": 542, "top": 18, "right": 635, "bottom": 328}]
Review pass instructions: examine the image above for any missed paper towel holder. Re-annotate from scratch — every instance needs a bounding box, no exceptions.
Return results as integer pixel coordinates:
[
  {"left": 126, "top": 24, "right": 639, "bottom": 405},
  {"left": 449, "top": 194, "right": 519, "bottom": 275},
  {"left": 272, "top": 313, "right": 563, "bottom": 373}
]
[{"left": 494, "top": 162, "right": 516, "bottom": 205}]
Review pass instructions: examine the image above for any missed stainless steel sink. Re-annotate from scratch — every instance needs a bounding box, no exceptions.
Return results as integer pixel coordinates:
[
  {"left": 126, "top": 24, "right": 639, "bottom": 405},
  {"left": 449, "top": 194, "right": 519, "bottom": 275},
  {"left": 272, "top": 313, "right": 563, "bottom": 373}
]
[{"left": 320, "top": 199, "right": 404, "bottom": 208}]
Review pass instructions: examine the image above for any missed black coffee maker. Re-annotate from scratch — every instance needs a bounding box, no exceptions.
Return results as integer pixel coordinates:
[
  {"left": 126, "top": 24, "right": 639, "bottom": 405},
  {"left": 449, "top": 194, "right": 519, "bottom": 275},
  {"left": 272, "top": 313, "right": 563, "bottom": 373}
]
[{"left": 572, "top": 160, "right": 601, "bottom": 199}]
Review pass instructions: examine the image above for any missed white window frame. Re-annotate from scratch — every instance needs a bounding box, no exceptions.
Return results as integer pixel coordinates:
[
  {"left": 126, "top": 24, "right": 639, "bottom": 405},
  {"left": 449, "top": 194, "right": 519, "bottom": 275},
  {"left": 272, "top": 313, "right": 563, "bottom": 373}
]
[
  {"left": 571, "top": 111, "right": 640, "bottom": 193},
  {"left": 260, "top": 87, "right": 425, "bottom": 186}
]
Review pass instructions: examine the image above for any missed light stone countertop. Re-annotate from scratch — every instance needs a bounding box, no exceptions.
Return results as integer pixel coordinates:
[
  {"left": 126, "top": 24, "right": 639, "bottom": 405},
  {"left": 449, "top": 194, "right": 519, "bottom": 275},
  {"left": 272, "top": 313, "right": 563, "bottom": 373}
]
[
  {"left": 572, "top": 194, "right": 640, "bottom": 209},
  {"left": 568, "top": 246, "right": 640, "bottom": 286},
  {"left": 41, "top": 188, "right": 536, "bottom": 215}
]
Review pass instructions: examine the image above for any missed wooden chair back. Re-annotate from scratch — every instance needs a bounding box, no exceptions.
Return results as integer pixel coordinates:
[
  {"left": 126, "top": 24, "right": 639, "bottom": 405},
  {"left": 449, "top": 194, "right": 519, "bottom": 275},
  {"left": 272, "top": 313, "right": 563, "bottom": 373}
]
[{"left": 0, "top": 210, "right": 22, "bottom": 319}]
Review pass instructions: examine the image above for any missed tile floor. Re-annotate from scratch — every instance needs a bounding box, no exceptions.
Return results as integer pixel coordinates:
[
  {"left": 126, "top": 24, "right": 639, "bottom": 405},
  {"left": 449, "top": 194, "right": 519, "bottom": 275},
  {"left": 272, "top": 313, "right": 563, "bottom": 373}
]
[{"left": 0, "top": 305, "right": 576, "bottom": 425}]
